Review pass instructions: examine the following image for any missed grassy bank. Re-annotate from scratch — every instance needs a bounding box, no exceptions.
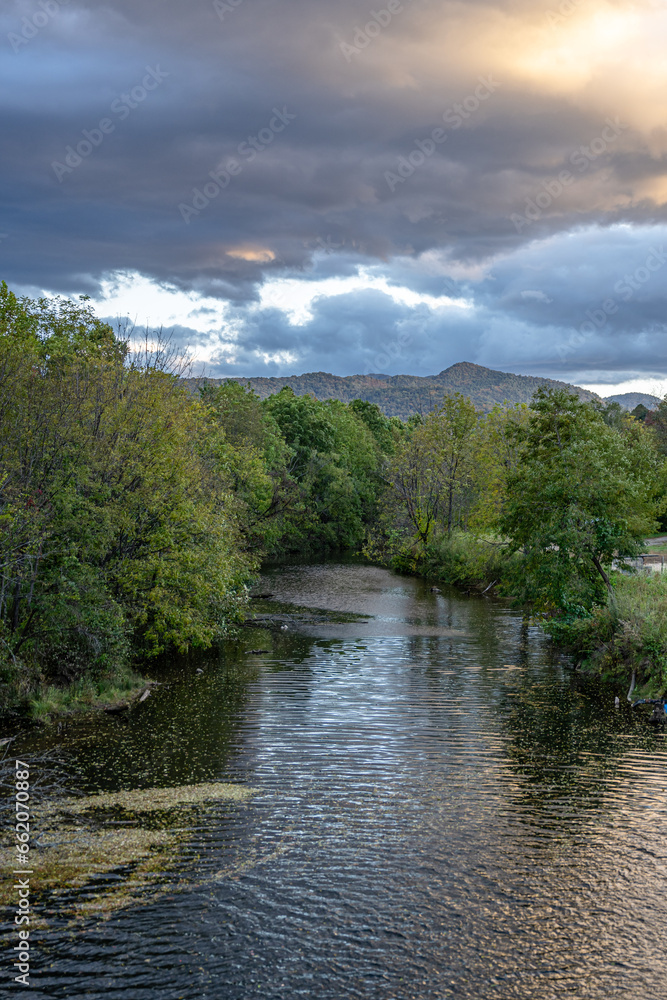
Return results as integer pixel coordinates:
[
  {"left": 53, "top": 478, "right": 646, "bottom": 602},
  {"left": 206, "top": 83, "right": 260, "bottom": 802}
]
[
  {"left": 1, "top": 657, "right": 151, "bottom": 724},
  {"left": 546, "top": 573, "right": 667, "bottom": 698},
  {"left": 370, "top": 529, "right": 518, "bottom": 593}
]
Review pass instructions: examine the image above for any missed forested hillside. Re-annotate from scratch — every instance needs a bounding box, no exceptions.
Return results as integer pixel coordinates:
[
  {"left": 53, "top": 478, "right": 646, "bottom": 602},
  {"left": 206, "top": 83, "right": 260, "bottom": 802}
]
[
  {"left": 604, "top": 392, "right": 661, "bottom": 411},
  {"left": 184, "top": 362, "right": 599, "bottom": 419}
]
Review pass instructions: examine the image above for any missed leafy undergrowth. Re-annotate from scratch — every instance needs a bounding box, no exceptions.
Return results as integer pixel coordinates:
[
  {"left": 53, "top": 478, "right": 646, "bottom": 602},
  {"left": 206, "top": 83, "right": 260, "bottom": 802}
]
[
  {"left": 547, "top": 572, "right": 667, "bottom": 698},
  {"left": 27, "top": 665, "right": 149, "bottom": 723},
  {"left": 0, "top": 652, "right": 152, "bottom": 723},
  {"left": 370, "top": 529, "right": 517, "bottom": 593}
]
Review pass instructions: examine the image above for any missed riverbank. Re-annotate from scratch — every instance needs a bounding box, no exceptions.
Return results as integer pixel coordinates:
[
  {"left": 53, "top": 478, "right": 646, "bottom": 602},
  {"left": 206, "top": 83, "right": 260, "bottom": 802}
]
[
  {"left": 1, "top": 662, "right": 152, "bottom": 725},
  {"left": 4, "top": 540, "right": 666, "bottom": 726},
  {"left": 374, "top": 530, "right": 667, "bottom": 702},
  {"left": 374, "top": 531, "right": 517, "bottom": 594},
  {"left": 547, "top": 572, "right": 667, "bottom": 698}
]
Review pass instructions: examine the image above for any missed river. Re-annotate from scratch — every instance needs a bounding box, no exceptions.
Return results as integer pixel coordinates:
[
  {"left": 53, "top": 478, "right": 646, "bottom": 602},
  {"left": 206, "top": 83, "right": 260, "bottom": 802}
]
[{"left": 5, "top": 563, "right": 667, "bottom": 999}]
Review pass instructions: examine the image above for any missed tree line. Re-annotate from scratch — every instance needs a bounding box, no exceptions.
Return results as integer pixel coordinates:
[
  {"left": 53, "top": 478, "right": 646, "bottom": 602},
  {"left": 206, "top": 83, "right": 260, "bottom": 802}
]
[
  {"left": 1, "top": 283, "right": 665, "bottom": 713},
  {"left": 0, "top": 284, "right": 401, "bottom": 711}
]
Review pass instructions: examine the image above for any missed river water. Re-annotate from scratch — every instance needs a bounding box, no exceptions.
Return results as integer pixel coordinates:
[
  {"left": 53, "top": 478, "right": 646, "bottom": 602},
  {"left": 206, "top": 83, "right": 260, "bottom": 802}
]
[{"left": 6, "top": 563, "right": 667, "bottom": 999}]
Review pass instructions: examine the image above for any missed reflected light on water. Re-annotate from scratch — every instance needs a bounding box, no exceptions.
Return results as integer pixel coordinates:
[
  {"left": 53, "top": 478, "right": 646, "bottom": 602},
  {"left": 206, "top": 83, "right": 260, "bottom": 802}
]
[{"left": 10, "top": 564, "right": 667, "bottom": 1000}]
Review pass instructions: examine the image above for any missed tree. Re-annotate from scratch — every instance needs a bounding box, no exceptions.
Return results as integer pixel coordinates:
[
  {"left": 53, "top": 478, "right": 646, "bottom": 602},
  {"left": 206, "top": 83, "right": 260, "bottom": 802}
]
[
  {"left": 591, "top": 398, "right": 625, "bottom": 431},
  {"left": 384, "top": 393, "right": 479, "bottom": 543},
  {"left": 263, "top": 388, "right": 384, "bottom": 552},
  {"left": 499, "top": 389, "right": 661, "bottom": 612},
  {"left": 646, "top": 397, "right": 667, "bottom": 453},
  {"left": 470, "top": 402, "right": 530, "bottom": 533},
  {"left": 349, "top": 399, "right": 395, "bottom": 454},
  {"left": 199, "top": 381, "right": 300, "bottom": 553},
  {"left": 0, "top": 284, "right": 253, "bottom": 700}
]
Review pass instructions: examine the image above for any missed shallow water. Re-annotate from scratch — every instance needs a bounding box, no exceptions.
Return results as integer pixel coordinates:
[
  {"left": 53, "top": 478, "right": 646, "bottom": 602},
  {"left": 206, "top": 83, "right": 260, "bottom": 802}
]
[{"left": 5, "top": 564, "right": 667, "bottom": 999}]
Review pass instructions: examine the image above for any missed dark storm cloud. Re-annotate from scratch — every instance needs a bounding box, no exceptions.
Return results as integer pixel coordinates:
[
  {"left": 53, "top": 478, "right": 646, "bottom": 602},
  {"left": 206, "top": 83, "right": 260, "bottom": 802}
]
[
  {"left": 206, "top": 287, "right": 481, "bottom": 378},
  {"left": 190, "top": 223, "right": 667, "bottom": 381},
  {"left": 2, "top": 0, "right": 667, "bottom": 380}
]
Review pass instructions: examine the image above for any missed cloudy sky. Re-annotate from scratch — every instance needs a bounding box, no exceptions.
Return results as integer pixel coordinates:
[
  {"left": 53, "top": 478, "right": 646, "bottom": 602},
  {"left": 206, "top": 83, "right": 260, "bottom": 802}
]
[{"left": 3, "top": 0, "right": 667, "bottom": 394}]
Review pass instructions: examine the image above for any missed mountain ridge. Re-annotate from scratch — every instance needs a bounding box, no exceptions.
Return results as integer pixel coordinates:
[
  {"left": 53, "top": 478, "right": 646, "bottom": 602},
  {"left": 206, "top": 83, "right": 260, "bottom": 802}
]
[
  {"left": 184, "top": 362, "right": 600, "bottom": 420},
  {"left": 603, "top": 392, "right": 661, "bottom": 411}
]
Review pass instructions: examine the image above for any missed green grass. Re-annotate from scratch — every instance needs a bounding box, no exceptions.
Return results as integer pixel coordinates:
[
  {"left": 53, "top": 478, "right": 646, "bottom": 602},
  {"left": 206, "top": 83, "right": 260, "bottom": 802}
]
[
  {"left": 373, "top": 528, "right": 516, "bottom": 592},
  {"left": 27, "top": 666, "right": 148, "bottom": 723}
]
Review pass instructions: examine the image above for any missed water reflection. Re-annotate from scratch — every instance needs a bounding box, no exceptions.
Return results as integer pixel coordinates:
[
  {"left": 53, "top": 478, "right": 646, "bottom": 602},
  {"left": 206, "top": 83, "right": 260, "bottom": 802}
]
[{"left": 6, "top": 563, "right": 667, "bottom": 999}]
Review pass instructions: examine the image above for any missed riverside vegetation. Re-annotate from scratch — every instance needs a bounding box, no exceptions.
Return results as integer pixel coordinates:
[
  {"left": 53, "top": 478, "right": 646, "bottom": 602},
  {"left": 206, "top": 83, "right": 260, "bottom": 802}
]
[{"left": 2, "top": 282, "right": 667, "bottom": 719}]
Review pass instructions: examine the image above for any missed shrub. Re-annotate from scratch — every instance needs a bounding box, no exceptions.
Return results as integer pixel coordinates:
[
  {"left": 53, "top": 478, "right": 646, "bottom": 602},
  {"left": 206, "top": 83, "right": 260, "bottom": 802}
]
[{"left": 545, "top": 572, "right": 667, "bottom": 693}]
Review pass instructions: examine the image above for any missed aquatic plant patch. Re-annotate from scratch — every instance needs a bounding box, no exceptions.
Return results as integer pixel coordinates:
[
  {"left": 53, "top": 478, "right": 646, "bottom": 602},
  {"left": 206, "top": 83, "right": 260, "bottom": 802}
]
[{"left": 0, "top": 781, "right": 257, "bottom": 923}]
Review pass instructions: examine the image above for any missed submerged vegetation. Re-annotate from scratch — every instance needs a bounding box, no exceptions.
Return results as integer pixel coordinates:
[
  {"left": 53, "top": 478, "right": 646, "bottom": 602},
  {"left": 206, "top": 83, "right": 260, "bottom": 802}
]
[
  {"left": 1, "top": 281, "right": 667, "bottom": 716},
  {"left": 0, "top": 778, "right": 256, "bottom": 920}
]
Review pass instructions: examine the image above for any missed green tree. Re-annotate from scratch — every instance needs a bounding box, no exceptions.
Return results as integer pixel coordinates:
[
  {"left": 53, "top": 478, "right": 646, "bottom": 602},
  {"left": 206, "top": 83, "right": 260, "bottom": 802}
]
[
  {"left": 199, "top": 381, "right": 300, "bottom": 553},
  {"left": 646, "top": 397, "right": 667, "bottom": 454},
  {"left": 0, "top": 284, "right": 253, "bottom": 704},
  {"left": 384, "top": 393, "right": 479, "bottom": 544},
  {"left": 499, "top": 389, "right": 661, "bottom": 612},
  {"left": 264, "top": 388, "right": 383, "bottom": 552},
  {"left": 591, "top": 398, "right": 625, "bottom": 431},
  {"left": 349, "top": 399, "right": 395, "bottom": 454},
  {"left": 470, "top": 403, "right": 530, "bottom": 533}
]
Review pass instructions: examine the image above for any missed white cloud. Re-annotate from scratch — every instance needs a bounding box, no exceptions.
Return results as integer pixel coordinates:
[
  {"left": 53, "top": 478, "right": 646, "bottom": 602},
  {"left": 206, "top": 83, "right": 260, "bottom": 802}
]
[
  {"left": 579, "top": 377, "right": 667, "bottom": 398},
  {"left": 258, "top": 267, "right": 470, "bottom": 325},
  {"left": 93, "top": 272, "right": 232, "bottom": 334}
]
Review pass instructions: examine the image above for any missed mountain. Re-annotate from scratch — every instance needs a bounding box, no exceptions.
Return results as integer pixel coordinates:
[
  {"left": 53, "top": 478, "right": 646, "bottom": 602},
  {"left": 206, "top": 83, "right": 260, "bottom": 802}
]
[
  {"left": 184, "top": 363, "right": 600, "bottom": 420},
  {"left": 603, "top": 392, "right": 661, "bottom": 411}
]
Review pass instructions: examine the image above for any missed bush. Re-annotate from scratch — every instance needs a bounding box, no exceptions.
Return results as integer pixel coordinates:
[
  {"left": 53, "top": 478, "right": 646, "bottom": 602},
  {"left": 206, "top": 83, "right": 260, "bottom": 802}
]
[
  {"left": 421, "top": 531, "right": 513, "bottom": 589},
  {"left": 32, "top": 596, "right": 130, "bottom": 686},
  {"left": 368, "top": 528, "right": 516, "bottom": 591},
  {"left": 545, "top": 572, "right": 667, "bottom": 694}
]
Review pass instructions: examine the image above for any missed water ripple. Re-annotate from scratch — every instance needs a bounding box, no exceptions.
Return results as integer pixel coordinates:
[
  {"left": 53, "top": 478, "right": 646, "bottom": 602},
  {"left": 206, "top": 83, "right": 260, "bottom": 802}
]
[{"left": 9, "top": 564, "right": 667, "bottom": 999}]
